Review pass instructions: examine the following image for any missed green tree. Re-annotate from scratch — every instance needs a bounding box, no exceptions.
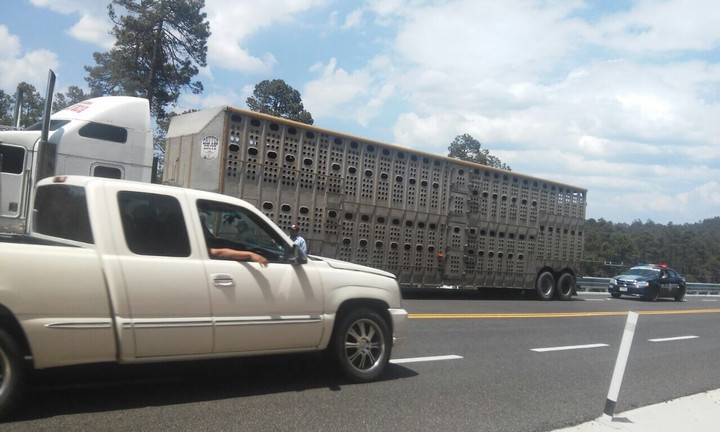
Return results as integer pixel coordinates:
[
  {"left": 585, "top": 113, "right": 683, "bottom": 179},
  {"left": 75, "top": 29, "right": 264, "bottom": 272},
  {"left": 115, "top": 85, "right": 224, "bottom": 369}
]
[
  {"left": 52, "top": 86, "right": 90, "bottom": 112},
  {"left": 85, "top": 0, "right": 210, "bottom": 120},
  {"left": 583, "top": 216, "right": 720, "bottom": 282},
  {"left": 246, "top": 79, "right": 314, "bottom": 125},
  {"left": 447, "top": 133, "right": 511, "bottom": 170},
  {"left": 0, "top": 90, "right": 14, "bottom": 126},
  {"left": 9, "top": 83, "right": 44, "bottom": 128}
]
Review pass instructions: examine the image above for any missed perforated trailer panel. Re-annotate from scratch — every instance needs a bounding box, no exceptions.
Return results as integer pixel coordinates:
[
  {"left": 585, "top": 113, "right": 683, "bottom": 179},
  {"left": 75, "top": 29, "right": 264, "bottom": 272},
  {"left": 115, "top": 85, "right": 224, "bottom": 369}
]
[{"left": 164, "top": 107, "right": 587, "bottom": 289}]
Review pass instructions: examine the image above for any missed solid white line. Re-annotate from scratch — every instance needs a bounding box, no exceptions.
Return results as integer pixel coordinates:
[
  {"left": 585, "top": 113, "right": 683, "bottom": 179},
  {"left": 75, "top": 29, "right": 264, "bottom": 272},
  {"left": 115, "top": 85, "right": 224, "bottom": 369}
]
[
  {"left": 648, "top": 335, "right": 699, "bottom": 342},
  {"left": 531, "top": 343, "right": 609, "bottom": 353},
  {"left": 390, "top": 355, "right": 463, "bottom": 364}
]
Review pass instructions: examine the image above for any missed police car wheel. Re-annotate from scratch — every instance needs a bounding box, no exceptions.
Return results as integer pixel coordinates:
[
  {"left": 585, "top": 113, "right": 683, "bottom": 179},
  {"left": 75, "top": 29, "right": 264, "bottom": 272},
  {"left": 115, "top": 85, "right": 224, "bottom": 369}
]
[
  {"left": 645, "top": 287, "right": 659, "bottom": 302},
  {"left": 674, "top": 286, "right": 686, "bottom": 302}
]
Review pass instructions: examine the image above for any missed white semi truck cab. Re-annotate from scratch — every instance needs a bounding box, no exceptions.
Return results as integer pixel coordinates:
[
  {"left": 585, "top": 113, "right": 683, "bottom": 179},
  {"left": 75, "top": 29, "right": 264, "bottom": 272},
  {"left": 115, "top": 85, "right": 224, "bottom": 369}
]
[{"left": 0, "top": 96, "right": 154, "bottom": 233}]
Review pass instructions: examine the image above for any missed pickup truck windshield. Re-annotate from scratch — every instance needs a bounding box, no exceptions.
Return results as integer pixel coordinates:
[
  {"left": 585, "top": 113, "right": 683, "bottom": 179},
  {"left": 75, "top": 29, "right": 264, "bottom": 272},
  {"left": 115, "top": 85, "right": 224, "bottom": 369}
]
[{"left": 33, "top": 184, "right": 93, "bottom": 243}]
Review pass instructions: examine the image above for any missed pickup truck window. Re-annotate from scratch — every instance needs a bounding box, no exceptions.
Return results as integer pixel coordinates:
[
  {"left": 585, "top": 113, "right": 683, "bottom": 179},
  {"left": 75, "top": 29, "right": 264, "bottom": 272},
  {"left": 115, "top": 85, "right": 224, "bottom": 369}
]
[
  {"left": 119, "top": 191, "right": 190, "bottom": 257},
  {"left": 197, "top": 199, "right": 287, "bottom": 262},
  {"left": 33, "top": 185, "right": 93, "bottom": 243}
]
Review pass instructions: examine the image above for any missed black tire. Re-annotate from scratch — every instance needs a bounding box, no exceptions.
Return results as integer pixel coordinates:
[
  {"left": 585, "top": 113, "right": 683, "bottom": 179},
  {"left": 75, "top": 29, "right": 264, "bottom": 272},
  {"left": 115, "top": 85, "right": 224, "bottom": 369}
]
[
  {"left": 645, "top": 286, "right": 659, "bottom": 302},
  {"left": 554, "top": 273, "right": 575, "bottom": 301},
  {"left": 611, "top": 292, "right": 622, "bottom": 299},
  {"left": 331, "top": 308, "right": 391, "bottom": 383},
  {"left": 0, "top": 329, "right": 27, "bottom": 419},
  {"left": 535, "top": 271, "right": 555, "bottom": 301},
  {"left": 674, "top": 285, "right": 687, "bottom": 302}
]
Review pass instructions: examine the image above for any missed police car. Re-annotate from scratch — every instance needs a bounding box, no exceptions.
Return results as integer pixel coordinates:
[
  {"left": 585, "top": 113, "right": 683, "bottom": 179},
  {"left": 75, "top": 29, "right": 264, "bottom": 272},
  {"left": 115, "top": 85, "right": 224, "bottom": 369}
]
[{"left": 608, "top": 264, "right": 686, "bottom": 301}]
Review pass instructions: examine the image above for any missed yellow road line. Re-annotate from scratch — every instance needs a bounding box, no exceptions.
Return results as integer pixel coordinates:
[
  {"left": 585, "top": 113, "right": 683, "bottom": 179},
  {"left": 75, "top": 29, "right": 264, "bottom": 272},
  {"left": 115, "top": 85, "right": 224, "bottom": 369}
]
[{"left": 408, "top": 309, "right": 720, "bottom": 319}]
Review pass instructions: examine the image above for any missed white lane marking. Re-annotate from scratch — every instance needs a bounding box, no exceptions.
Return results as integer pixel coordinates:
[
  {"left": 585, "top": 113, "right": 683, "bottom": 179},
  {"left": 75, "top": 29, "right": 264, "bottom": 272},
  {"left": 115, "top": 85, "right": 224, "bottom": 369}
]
[
  {"left": 648, "top": 335, "right": 699, "bottom": 342},
  {"left": 701, "top": 299, "right": 719, "bottom": 302},
  {"left": 531, "top": 343, "right": 609, "bottom": 353},
  {"left": 390, "top": 355, "right": 463, "bottom": 364}
]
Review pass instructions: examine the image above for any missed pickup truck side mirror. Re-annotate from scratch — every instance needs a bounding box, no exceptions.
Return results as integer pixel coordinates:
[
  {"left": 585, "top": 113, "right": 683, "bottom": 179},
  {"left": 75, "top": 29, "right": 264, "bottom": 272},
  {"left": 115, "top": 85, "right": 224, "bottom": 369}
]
[{"left": 290, "top": 243, "right": 307, "bottom": 265}]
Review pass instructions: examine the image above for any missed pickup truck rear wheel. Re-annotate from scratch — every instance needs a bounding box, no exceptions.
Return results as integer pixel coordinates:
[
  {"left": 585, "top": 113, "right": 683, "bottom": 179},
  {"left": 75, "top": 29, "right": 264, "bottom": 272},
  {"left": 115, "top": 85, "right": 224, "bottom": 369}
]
[
  {"left": 332, "top": 308, "right": 391, "bottom": 383},
  {"left": 0, "top": 330, "right": 27, "bottom": 419}
]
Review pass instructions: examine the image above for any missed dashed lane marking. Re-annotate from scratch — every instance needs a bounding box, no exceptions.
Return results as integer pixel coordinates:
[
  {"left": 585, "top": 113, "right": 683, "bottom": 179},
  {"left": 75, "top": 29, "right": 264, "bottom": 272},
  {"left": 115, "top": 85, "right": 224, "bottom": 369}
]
[
  {"left": 531, "top": 343, "right": 609, "bottom": 353},
  {"left": 648, "top": 335, "right": 699, "bottom": 342},
  {"left": 390, "top": 355, "right": 463, "bottom": 364}
]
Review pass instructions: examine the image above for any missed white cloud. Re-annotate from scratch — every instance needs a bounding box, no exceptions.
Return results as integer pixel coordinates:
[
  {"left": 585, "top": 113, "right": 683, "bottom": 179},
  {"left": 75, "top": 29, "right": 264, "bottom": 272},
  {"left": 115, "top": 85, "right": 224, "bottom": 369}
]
[
  {"left": 342, "top": 9, "right": 364, "bottom": 30},
  {"left": 393, "top": 0, "right": 587, "bottom": 81},
  {"left": 594, "top": 0, "right": 720, "bottom": 52},
  {"left": 68, "top": 13, "right": 114, "bottom": 48},
  {"left": 204, "top": 0, "right": 325, "bottom": 73},
  {"left": 0, "top": 25, "right": 21, "bottom": 59},
  {"left": 0, "top": 26, "right": 58, "bottom": 90},
  {"left": 392, "top": 112, "right": 457, "bottom": 152},
  {"left": 303, "top": 57, "right": 376, "bottom": 124},
  {"left": 181, "top": 89, "right": 240, "bottom": 112},
  {"left": 29, "top": 0, "right": 105, "bottom": 14},
  {"left": 30, "top": 0, "right": 113, "bottom": 47}
]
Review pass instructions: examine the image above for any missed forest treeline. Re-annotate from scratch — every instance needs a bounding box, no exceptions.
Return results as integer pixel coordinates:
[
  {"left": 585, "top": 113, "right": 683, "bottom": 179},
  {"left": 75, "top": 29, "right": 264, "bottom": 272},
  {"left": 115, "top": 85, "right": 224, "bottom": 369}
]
[{"left": 582, "top": 216, "right": 720, "bottom": 283}]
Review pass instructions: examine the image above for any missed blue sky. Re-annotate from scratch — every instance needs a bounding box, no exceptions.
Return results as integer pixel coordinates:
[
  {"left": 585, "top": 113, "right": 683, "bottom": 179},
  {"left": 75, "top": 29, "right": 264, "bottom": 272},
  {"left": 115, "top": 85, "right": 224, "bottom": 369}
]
[{"left": 1, "top": 0, "right": 719, "bottom": 225}]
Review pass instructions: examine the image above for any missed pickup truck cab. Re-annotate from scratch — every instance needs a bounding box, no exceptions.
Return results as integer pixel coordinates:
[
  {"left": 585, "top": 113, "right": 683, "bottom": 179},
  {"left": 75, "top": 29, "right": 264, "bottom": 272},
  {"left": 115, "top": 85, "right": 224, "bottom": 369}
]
[{"left": 0, "top": 176, "right": 407, "bottom": 417}]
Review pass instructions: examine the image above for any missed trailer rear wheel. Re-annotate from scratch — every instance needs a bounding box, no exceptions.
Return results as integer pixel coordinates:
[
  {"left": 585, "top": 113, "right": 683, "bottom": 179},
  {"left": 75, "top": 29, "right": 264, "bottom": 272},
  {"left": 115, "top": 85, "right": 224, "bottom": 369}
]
[
  {"left": 535, "top": 271, "right": 555, "bottom": 301},
  {"left": 555, "top": 273, "right": 574, "bottom": 301}
]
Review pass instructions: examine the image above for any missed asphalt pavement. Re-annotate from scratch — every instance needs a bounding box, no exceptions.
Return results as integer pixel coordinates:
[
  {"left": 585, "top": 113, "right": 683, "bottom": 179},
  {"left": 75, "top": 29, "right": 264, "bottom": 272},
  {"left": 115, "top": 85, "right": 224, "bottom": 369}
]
[{"left": 554, "top": 388, "right": 720, "bottom": 431}]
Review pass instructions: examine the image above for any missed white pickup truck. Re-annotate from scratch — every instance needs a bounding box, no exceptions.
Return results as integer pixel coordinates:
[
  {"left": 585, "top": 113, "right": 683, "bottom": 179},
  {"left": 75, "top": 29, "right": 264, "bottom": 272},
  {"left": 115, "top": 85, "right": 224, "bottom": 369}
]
[{"left": 0, "top": 176, "right": 407, "bottom": 417}]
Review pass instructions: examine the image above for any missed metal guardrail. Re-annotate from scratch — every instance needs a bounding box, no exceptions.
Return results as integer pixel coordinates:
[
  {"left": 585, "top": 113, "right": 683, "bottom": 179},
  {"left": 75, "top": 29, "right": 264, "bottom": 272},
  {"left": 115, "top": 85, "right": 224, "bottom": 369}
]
[{"left": 577, "top": 277, "right": 720, "bottom": 295}]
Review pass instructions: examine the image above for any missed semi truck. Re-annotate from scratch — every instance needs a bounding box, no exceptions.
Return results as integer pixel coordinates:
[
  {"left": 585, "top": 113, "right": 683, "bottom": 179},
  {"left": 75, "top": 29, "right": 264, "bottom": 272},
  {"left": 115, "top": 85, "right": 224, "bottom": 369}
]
[
  {"left": 0, "top": 71, "right": 154, "bottom": 233},
  {"left": 163, "top": 106, "right": 588, "bottom": 300}
]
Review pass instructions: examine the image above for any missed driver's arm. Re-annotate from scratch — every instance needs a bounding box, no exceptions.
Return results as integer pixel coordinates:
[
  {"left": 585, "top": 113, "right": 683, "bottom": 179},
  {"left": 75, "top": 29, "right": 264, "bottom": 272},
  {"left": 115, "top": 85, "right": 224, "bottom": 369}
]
[{"left": 209, "top": 248, "right": 269, "bottom": 267}]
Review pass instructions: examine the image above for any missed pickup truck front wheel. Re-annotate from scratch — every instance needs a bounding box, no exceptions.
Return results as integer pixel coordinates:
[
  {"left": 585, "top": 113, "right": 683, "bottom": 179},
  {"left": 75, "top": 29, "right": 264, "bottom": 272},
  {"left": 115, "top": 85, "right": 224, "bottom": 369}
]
[
  {"left": 332, "top": 308, "right": 391, "bottom": 383},
  {"left": 0, "top": 329, "right": 27, "bottom": 419}
]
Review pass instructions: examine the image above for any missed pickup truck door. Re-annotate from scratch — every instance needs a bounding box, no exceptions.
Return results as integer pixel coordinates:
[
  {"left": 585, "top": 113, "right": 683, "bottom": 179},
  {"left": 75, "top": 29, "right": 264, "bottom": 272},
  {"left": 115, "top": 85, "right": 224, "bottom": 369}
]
[
  {"left": 108, "top": 187, "right": 214, "bottom": 359},
  {"left": 194, "top": 199, "right": 324, "bottom": 354}
]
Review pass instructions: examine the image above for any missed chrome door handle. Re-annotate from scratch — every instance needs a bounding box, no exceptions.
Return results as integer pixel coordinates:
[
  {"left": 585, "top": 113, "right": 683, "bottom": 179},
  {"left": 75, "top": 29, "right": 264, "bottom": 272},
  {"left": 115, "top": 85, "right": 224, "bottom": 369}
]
[{"left": 212, "top": 273, "right": 235, "bottom": 287}]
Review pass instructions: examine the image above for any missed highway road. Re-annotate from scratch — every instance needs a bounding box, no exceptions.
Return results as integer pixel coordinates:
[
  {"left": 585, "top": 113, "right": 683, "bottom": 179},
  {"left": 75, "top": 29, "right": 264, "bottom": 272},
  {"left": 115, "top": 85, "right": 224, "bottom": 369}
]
[{"left": 3, "top": 292, "right": 720, "bottom": 431}]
